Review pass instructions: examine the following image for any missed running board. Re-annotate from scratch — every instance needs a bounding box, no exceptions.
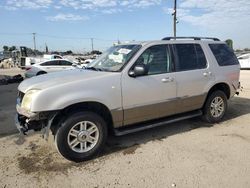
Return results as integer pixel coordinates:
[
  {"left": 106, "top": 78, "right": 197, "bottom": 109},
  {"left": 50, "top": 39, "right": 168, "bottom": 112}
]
[{"left": 114, "top": 110, "right": 202, "bottom": 136}]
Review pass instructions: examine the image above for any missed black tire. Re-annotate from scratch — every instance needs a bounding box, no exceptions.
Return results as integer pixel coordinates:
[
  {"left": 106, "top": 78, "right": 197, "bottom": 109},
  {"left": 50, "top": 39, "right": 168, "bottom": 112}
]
[
  {"left": 55, "top": 112, "right": 107, "bottom": 162},
  {"left": 202, "top": 90, "right": 228, "bottom": 123},
  {"left": 37, "top": 71, "right": 47, "bottom": 76}
]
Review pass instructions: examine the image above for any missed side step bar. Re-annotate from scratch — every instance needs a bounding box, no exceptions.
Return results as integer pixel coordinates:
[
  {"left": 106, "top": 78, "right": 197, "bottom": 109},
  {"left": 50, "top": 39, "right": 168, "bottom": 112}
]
[{"left": 114, "top": 110, "right": 203, "bottom": 136}]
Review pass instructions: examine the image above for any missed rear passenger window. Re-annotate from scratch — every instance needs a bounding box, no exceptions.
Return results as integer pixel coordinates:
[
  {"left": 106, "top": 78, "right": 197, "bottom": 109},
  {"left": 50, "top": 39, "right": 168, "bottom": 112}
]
[
  {"left": 60, "top": 61, "right": 72, "bottom": 66},
  {"left": 173, "top": 44, "right": 207, "bottom": 71},
  {"left": 209, "top": 44, "right": 239, "bottom": 66}
]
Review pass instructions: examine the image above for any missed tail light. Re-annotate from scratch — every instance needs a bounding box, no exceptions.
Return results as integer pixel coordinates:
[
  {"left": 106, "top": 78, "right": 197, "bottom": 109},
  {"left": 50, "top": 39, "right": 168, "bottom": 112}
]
[{"left": 25, "top": 67, "right": 31, "bottom": 71}]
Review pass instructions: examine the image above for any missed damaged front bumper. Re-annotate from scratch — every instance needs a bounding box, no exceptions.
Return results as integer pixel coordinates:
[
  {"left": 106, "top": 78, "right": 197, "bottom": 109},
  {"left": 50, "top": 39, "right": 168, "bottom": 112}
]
[
  {"left": 15, "top": 104, "right": 58, "bottom": 139},
  {"left": 15, "top": 113, "right": 28, "bottom": 135}
]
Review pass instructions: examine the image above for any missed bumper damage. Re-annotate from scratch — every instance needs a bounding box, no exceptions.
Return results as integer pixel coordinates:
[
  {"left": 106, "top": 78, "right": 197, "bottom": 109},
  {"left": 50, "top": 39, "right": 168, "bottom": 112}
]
[{"left": 15, "top": 105, "right": 58, "bottom": 140}]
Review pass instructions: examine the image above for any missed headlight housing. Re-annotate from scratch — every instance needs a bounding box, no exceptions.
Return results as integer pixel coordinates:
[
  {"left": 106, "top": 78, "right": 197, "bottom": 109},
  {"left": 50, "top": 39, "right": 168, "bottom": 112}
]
[{"left": 21, "top": 89, "right": 40, "bottom": 111}]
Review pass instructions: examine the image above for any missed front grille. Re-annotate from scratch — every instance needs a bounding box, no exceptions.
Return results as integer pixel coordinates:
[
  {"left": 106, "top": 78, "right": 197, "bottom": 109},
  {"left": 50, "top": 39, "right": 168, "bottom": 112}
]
[{"left": 18, "top": 91, "right": 25, "bottom": 103}]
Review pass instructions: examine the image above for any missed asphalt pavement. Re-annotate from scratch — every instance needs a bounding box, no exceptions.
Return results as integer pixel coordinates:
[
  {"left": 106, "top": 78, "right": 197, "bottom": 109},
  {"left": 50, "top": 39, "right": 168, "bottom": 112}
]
[{"left": 0, "top": 83, "right": 19, "bottom": 136}]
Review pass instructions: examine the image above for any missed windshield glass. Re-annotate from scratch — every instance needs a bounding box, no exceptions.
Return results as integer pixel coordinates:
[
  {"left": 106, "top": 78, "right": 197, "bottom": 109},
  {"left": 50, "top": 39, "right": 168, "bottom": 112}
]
[{"left": 86, "top": 44, "right": 141, "bottom": 72}]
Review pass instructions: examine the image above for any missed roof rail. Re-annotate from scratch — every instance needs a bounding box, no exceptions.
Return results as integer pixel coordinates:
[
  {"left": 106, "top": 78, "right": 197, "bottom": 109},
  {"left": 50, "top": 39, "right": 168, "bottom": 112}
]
[{"left": 162, "top": 37, "right": 220, "bottom": 41}]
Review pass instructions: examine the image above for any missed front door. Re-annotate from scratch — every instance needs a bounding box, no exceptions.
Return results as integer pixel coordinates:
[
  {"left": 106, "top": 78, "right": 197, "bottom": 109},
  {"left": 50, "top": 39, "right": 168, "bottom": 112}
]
[{"left": 122, "top": 44, "right": 177, "bottom": 126}]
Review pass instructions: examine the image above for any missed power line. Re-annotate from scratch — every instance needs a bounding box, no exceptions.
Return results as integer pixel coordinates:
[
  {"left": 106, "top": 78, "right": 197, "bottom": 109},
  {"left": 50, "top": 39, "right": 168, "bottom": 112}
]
[
  {"left": 0, "top": 32, "right": 31, "bottom": 36},
  {"left": 0, "top": 32, "right": 129, "bottom": 42},
  {"left": 37, "top": 33, "right": 91, "bottom": 40}
]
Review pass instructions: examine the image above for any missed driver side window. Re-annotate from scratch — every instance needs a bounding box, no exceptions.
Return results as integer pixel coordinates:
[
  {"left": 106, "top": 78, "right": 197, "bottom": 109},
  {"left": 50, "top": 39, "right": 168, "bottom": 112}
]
[{"left": 134, "top": 45, "right": 171, "bottom": 75}]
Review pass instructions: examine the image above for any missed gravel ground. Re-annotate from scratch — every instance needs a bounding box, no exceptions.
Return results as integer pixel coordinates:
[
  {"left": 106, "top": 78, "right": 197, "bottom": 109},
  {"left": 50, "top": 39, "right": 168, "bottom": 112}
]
[{"left": 0, "top": 70, "right": 249, "bottom": 188}]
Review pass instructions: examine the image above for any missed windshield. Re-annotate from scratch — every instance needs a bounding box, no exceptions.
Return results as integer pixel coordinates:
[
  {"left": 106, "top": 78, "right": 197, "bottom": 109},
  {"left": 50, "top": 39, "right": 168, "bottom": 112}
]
[{"left": 86, "top": 44, "right": 141, "bottom": 72}]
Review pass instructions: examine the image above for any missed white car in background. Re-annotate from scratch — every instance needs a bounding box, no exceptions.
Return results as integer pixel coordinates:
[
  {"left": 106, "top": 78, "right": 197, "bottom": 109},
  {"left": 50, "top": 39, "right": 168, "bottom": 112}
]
[
  {"left": 238, "top": 53, "right": 250, "bottom": 69},
  {"left": 25, "top": 59, "right": 79, "bottom": 78}
]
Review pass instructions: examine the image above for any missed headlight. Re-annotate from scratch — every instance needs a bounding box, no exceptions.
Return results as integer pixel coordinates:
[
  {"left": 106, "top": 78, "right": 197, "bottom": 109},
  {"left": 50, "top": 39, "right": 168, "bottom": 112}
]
[{"left": 21, "top": 89, "right": 40, "bottom": 111}]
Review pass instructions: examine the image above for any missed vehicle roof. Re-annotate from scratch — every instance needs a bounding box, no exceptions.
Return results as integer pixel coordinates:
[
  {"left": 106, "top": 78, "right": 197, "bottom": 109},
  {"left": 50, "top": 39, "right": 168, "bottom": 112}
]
[{"left": 118, "top": 39, "right": 225, "bottom": 47}]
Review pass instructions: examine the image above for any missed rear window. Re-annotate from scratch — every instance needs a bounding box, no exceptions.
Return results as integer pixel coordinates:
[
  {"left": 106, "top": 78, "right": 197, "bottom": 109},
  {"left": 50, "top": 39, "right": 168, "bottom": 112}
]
[
  {"left": 173, "top": 44, "right": 207, "bottom": 71},
  {"left": 209, "top": 44, "right": 239, "bottom": 66}
]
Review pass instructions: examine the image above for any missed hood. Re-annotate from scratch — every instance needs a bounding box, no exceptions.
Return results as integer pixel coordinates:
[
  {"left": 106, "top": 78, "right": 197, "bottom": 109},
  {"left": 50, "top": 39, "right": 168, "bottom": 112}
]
[{"left": 18, "top": 69, "right": 113, "bottom": 93}]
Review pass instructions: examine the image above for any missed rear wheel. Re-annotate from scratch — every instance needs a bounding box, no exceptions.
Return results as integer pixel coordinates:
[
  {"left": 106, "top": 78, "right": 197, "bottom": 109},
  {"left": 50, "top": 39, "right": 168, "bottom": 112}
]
[
  {"left": 55, "top": 112, "right": 107, "bottom": 162},
  {"left": 203, "top": 90, "right": 228, "bottom": 123}
]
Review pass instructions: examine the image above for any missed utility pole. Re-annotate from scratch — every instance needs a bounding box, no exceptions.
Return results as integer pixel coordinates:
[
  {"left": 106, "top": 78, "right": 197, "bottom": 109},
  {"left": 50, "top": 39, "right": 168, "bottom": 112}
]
[
  {"left": 45, "top": 43, "right": 48, "bottom": 53},
  {"left": 173, "top": 0, "right": 177, "bottom": 38},
  {"left": 91, "top": 38, "right": 94, "bottom": 52},
  {"left": 32, "top": 33, "right": 37, "bottom": 51}
]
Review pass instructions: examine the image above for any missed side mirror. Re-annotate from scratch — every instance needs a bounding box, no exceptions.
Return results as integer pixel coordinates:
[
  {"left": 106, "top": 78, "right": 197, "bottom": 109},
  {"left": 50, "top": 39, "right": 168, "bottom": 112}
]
[{"left": 129, "top": 64, "right": 147, "bottom": 77}]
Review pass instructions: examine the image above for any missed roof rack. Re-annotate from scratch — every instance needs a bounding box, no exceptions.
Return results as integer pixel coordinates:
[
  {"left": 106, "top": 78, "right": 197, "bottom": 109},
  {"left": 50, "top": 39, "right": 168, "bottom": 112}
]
[{"left": 162, "top": 37, "right": 220, "bottom": 41}]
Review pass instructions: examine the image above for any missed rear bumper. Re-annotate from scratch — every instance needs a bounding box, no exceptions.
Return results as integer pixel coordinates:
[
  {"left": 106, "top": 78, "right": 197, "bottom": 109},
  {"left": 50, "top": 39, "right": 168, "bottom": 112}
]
[
  {"left": 231, "top": 81, "right": 241, "bottom": 97},
  {"left": 235, "top": 81, "right": 241, "bottom": 95}
]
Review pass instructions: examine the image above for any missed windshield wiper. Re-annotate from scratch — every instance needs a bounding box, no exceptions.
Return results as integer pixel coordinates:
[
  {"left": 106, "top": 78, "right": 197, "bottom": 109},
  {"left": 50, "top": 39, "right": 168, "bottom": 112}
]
[{"left": 85, "top": 67, "right": 103, "bottom": 71}]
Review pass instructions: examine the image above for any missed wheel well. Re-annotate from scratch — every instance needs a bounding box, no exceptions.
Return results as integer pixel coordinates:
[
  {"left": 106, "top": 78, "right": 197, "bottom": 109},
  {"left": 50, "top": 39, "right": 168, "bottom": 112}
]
[
  {"left": 37, "top": 71, "right": 47, "bottom": 75},
  {"left": 50, "top": 102, "right": 114, "bottom": 135},
  {"left": 207, "top": 83, "right": 230, "bottom": 99}
]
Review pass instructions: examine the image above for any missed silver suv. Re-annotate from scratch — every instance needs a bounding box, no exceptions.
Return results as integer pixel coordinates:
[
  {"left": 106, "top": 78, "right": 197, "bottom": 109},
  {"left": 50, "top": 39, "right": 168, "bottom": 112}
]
[{"left": 15, "top": 37, "right": 240, "bottom": 162}]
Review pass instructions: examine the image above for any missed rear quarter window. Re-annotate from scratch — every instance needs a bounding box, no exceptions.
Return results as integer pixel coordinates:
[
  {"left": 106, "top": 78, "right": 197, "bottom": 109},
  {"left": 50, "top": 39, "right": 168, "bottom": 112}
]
[{"left": 209, "top": 44, "right": 239, "bottom": 66}]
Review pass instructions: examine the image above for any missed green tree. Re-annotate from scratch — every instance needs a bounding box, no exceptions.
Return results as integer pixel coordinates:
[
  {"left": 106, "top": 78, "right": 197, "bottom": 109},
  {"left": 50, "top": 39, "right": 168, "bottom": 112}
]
[
  {"left": 9, "top": 46, "right": 17, "bottom": 51},
  {"left": 225, "top": 39, "right": 233, "bottom": 49},
  {"left": 3, "top": 46, "right": 9, "bottom": 51}
]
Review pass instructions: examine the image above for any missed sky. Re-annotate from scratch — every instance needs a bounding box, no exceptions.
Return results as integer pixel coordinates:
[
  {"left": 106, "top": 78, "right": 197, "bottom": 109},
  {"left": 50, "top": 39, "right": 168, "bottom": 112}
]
[{"left": 0, "top": 0, "right": 250, "bottom": 52}]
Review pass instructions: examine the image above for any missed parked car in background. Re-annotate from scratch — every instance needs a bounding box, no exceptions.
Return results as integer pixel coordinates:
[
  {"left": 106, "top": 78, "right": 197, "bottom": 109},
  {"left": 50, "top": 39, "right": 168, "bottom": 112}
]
[
  {"left": 20, "top": 54, "right": 64, "bottom": 69},
  {"left": 25, "top": 59, "right": 79, "bottom": 78},
  {"left": 238, "top": 53, "right": 250, "bottom": 69},
  {"left": 83, "top": 58, "right": 94, "bottom": 64}
]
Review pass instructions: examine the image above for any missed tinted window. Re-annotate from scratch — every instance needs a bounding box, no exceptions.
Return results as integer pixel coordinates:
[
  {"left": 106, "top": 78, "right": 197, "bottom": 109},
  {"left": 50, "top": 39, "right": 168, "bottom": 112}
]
[
  {"left": 209, "top": 44, "right": 239, "bottom": 66},
  {"left": 41, "top": 61, "right": 59, "bottom": 66},
  {"left": 173, "top": 44, "right": 207, "bottom": 71},
  {"left": 60, "top": 60, "right": 72, "bottom": 66},
  {"left": 134, "top": 45, "right": 172, "bottom": 75},
  {"left": 41, "top": 61, "right": 51, "bottom": 66}
]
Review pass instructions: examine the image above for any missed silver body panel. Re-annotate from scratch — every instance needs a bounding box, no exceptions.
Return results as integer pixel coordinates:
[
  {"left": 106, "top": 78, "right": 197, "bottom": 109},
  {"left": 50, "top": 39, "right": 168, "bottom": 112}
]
[{"left": 17, "top": 40, "right": 240, "bottom": 128}]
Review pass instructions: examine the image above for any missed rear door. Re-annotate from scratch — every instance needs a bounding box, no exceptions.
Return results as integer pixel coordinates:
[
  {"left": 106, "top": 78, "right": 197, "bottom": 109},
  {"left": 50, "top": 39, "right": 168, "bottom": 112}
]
[
  {"left": 46, "top": 60, "right": 61, "bottom": 72},
  {"left": 39, "top": 60, "right": 58, "bottom": 72},
  {"left": 172, "top": 43, "right": 213, "bottom": 113}
]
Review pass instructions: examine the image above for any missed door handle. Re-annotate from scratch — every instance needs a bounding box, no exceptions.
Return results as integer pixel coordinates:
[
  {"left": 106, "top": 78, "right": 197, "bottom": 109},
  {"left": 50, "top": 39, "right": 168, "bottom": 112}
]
[
  {"left": 161, "top": 77, "right": 174, "bottom": 83},
  {"left": 203, "top": 71, "right": 212, "bottom": 77}
]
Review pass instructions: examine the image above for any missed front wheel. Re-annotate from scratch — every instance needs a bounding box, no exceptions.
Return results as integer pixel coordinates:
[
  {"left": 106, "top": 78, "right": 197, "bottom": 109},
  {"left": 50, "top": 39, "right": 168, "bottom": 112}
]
[
  {"left": 55, "top": 112, "right": 107, "bottom": 162},
  {"left": 202, "top": 90, "right": 228, "bottom": 123}
]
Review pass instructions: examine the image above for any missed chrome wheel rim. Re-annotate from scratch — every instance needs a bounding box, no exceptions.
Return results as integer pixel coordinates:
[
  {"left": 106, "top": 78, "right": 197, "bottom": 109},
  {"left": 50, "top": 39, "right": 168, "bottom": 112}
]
[
  {"left": 210, "top": 97, "right": 224, "bottom": 118},
  {"left": 67, "top": 121, "right": 99, "bottom": 153}
]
